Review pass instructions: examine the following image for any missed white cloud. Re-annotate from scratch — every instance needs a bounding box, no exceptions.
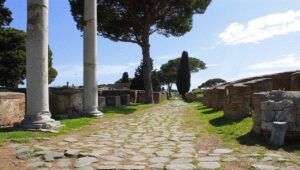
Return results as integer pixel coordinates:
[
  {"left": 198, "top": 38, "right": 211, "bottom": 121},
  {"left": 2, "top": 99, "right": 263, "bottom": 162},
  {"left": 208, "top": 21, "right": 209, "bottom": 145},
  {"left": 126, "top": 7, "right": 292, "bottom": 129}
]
[
  {"left": 219, "top": 10, "right": 300, "bottom": 45},
  {"left": 248, "top": 54, "right": 300, "bottom": 70}
]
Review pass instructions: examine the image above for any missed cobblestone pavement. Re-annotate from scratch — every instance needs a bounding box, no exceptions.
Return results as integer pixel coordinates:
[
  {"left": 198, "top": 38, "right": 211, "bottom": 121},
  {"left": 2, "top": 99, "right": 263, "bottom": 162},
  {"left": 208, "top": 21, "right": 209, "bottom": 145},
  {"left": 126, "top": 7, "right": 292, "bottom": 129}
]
[{"left": 10, "top": 101, "right": 300, "bottom": 169}]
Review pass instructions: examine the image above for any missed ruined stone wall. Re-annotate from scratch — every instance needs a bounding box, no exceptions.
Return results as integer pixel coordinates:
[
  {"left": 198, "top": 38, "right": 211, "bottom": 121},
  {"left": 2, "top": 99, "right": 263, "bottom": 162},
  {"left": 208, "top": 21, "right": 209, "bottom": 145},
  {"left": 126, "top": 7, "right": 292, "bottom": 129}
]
[
  {"left": 153, "top": 92, "right": 168, "bottom": 104},
  {"left": 0, "top": 92, "right": 25, "bottom": 127},
  {"left": 185, "top": 92, "right": 197, "bottom": 102},
  {"left": 203, "top": 70, "right": 300, "bottom": 119},
  {"left": 252, "top": 91, "right": 300, "bottom": 139},
  {"left": 99, "top": 90, "right": 131, "bottom": 97},
  {"left": 136, "top": 91, "right": 167, "bottom": 104},
  {"left": 291, "top": 72, "right": 300, "bottom": 91},
  {"left": 224, "top": 78, "right": 273, "bottom": 119},
  {"left": 224, "top": 84, "right": 252, "bottom": 119},
  {"left": 137, "top": 91, "right": 145, "bottom": 103},
  {"left": 203, "top": 89, "right": 213, "bottom": 107},
  {"left": 211, "top": 86, "right": 226, "bottom": 110}
]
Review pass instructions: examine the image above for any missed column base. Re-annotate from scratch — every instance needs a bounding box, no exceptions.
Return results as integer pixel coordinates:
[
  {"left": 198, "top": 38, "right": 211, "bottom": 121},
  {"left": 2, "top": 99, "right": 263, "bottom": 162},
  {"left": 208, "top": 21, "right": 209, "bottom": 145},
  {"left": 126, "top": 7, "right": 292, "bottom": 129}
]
[
  {"left": 16, "top": 112, "right": 62, "bottom": 132},
  {"left": 82, "top": 109, "right": 103, "bottom": 118}
]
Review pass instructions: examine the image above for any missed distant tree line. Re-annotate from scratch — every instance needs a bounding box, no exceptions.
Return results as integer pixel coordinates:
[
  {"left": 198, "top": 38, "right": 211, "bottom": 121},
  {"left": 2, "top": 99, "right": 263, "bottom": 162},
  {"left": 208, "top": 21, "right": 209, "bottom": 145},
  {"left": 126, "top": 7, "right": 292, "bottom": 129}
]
[
  {"left": 199, "top": 78, "right": 226, "bottom": 89},
  {"left": 115, "top": 51, "right": 206, "bottom": 100}
]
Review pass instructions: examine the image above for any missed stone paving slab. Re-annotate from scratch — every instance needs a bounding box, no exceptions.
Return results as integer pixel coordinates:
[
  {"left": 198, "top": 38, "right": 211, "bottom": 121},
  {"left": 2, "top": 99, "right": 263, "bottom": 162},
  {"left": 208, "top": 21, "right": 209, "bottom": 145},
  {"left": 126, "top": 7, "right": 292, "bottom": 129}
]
[{"left": 10, "top": 100, "right": 300, "bottom": 170}]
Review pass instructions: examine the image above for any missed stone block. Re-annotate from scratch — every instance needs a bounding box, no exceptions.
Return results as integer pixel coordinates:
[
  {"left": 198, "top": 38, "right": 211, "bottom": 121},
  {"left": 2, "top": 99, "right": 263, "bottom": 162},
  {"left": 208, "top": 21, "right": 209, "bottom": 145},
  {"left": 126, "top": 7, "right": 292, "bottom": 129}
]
[
  {"left": 211, "top": 86, "right": 226, "bottom": 111},
  {"left": 0, "top": 92, "right": 25, "bottom": 127},
  {"left": 130, "top": 90, "right": 138, "bottom": 103},
  {"left": 49, "top": 88, "right": 83, "bottom": 118},
  {"left": 203, "top": 89, "right": 213, "bottom": 107},
  {"left": 105, "top": 96, "right": 121, "bottom": 107},
  {"left": 186, "top": 92, "right": 197, "bottom": 102},
  {"left": 270, "top": 121, "right": 288, "bottom": 146},
  {"left": 224, "top": 84, "right": 252, "bottom": 119},
  {"left": 120, "top": 94, "right": 130, "bottom": 105},
  {"left": 253, "top": 91, "right": 300, "bottom": 140},
  {"left": 137, "top": 91, "right": 145, "bottom": 103},
  {"left": 153, "top": 92, "right": 167, "bottom": 104},
  {"left": 98, "top": 96, "right": 106, "bottom": 110}
]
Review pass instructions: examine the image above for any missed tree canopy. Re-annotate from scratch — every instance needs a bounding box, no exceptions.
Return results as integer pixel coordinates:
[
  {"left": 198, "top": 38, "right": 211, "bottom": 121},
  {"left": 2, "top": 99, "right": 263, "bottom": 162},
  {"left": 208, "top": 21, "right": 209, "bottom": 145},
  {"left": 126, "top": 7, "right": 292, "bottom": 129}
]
[
  {"left": 159, "top": 56, "right": 206, "bottom": 95},
  {"left": 199, "top": 78, "right": 226, "bottom": 89},
  {"left": 0, "top": 0, "right": 12, "bottom": 28},
  {"left": 130, "top": 58, "right": 161, "bottom": 91},
  {"left": 69, "top": 0, "right": 211, "bottom": 43},
  {"left": 0, "top": 28, "right": 58, "bottom": 87},
  {"left": 69, "top": 0, "right": 211, "bottom": 103},
  {"left": 115, "top": 72, "right": 130, "bottom": 84},
  {"left": 176, "top": 51, "right": 191, "bottom": 100}
]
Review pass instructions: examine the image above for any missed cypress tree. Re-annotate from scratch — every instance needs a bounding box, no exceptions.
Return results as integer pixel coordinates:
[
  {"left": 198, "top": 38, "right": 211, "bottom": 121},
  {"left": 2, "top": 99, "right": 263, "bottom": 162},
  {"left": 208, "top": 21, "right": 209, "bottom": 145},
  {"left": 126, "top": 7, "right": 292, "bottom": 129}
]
[{"left": 176, "top": 51, "right": 191, "bottom": 100}]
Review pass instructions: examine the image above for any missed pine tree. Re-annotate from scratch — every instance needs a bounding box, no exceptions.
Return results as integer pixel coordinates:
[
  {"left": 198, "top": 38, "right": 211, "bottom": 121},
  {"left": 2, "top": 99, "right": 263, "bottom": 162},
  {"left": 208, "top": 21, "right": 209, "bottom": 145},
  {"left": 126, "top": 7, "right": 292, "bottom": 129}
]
[
  {"left": 176, "top": 51, "right": 191, "bottom": 100},
  {"left": 130, "top": 58, "right": 161, "bottom": 92}
]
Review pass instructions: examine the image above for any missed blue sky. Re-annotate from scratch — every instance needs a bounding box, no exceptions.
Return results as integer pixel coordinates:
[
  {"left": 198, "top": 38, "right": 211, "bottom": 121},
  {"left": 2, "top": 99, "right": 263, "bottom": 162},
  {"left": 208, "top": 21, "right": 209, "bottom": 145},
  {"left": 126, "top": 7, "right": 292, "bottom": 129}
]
[{"left": 5, "top": 0, "right": 300, "bottom": 89}]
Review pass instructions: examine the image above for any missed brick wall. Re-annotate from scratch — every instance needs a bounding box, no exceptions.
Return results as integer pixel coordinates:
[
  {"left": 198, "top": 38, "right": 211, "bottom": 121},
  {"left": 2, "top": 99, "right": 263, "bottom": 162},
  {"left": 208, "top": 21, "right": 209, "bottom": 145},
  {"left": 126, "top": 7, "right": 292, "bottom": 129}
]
[{"left": 0, "top": 92, "right": 25, "bottom": 127}]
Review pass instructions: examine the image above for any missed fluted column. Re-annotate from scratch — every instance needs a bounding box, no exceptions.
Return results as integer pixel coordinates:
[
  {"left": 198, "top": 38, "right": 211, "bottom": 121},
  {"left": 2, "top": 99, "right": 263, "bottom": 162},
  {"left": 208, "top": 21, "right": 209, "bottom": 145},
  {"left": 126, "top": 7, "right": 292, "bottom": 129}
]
[
  {"left": 20, "top": 0, "right": 60, "bottom": 131},
  {"left": 82, "top": 0, "right": 103, "bottom": 117}
]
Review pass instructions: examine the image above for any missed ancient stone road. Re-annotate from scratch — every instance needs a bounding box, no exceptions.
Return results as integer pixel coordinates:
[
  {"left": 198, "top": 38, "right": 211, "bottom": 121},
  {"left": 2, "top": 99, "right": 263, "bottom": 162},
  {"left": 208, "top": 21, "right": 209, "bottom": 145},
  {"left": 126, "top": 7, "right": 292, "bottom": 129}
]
[{"left": 9, "top": 101, "right": 300, "bottom": 169}]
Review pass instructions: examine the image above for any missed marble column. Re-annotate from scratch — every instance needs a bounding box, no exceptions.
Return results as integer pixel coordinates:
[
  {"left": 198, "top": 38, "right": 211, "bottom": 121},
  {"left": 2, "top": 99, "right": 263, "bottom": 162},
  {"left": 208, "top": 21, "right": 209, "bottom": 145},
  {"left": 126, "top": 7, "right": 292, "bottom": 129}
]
[
  {"left": 82, "top": 0, "right": 103, "bottom": 117},
  {"left": 20, "top": 0, "right": 60, "bottom": 131}
]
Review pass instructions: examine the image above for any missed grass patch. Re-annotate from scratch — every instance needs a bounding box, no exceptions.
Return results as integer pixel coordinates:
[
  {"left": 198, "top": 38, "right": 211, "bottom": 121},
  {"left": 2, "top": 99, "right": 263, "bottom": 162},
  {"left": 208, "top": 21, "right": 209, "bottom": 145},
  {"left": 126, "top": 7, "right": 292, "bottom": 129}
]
[
  {"left": 191, "top": 102, "right": 300, "bottom": 154},
  {"left": 0, "top": 103, "right": 151, "bottom": 146},
  {"left": 192, "top": 102, "right": 253, "bottom": 144}
]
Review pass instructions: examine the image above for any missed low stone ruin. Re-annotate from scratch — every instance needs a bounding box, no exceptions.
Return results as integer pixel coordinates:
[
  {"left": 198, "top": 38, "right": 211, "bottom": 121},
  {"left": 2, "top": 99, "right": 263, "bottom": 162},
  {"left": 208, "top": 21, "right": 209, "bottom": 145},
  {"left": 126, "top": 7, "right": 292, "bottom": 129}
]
[
  {"left": 0, "top": 88, "right": 168, "bottom": 125},
  {"left": 203, "top": 70, "right": 300, "bottom": 119},
  {"left": 0, "top": 92, "right": 25, "bottom": 127},
  {"left": 252, "top": 91, "right": 300, "bottom": 141},
  {"left": 224, "top": 78, "right": 273, "bottom": 119},
  {"left": 211, "top": 86, "right": 226, "bottom": 111},
  {"left": 106, "top": 96, "right": 121, "bottom": 107},
  {"left": 49, "top": 88, "right": 84, "bottom": 118}
]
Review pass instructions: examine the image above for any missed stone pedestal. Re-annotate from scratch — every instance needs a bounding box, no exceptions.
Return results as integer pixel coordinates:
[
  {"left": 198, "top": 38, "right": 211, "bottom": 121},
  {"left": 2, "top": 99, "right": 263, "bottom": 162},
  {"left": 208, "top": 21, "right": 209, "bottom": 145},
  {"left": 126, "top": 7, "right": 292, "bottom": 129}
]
[
  {"left": 49, "top": 88, "right": 83, "bottom": 118},
  {"left": 19, "top": 0, "right": 61, "bottom": 131},
  {"left": 270, "top": 121, "right": 288, "bottom": 146},
  {"left": 120, "top": 94, "right": 130, "bottom": 105},
  {"left": 130, "top": 90, "right": 138, "bottom": 103},
  {"left": 106, "top": 96, "right": 121, "bottom": 107},
  {"left": 137, "top": 91, "right": 145, "bottom": 103},
  {"left": 98, "top": 96, "right": 106, "bottom": 110},
  {"left": 82, "top": 0, "right": 102, "bottom": 117}
]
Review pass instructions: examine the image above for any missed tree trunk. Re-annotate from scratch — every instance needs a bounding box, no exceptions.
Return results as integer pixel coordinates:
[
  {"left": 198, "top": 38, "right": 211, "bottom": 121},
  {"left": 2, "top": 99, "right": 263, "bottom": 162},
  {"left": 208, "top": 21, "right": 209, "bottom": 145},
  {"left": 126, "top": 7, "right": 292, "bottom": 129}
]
[{"left": 141, "top": 32, "right": 154, "bottom": 104}]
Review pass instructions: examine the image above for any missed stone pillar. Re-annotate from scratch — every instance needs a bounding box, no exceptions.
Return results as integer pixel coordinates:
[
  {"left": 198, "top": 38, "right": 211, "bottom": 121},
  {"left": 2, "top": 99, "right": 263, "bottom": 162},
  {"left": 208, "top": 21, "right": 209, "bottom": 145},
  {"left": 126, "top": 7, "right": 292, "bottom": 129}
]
[
  {"left": 82, "top": 0, "right": 102, "bottom": 117},
  {"left": 270, "top": 121, "right": 288, "bottom": 146},
  {"left": 20, "top": 0, "right": 60, "bottom": 131}
]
